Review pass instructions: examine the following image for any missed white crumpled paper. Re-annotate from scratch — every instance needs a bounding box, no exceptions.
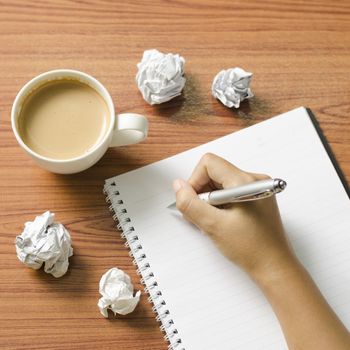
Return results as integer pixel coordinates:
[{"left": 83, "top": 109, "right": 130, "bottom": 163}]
[
  {"left": 15, "top": 211, "right": 73, "bottom": 278},
  {"left": 98, "top": 267, "right": 141, "bottom": 317},
  {"left": 212, "top": 67, "right": 253, "bottom": 108},
  {"left": 136, "top": 49, "right": 186, "bottom": 105}
]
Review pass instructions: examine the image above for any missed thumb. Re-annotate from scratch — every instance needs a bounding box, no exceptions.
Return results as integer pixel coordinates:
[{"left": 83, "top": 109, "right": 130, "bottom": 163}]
[{"left": 173, "top": 179, "right": 220, "bottom": 234}]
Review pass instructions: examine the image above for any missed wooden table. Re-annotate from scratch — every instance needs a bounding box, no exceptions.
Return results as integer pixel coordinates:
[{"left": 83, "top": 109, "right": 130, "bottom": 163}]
[{"left": 1, "top": 1, "right": 349, "bottom": 349}]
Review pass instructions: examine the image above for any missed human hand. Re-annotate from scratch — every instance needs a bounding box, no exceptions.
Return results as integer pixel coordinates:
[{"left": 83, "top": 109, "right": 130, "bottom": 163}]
[
  {"left": 174, "top": 153, "right": 350, "bottom": 350},
  {"left": 173, "top": 153, "right": 296, "bottom": 281}
]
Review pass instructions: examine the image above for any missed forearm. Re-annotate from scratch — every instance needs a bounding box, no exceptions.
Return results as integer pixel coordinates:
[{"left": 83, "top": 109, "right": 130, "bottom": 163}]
[{"left": 254, "top": 256, "right": 350, "bottom": 350}]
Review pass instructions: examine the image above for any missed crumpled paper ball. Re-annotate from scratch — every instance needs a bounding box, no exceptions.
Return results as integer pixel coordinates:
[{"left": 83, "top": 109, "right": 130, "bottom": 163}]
[
  {"left": 135, "top": 49, "right": 186, "bottom": 105},
  {"left": 15, "top": 211, "right": 73, "bottom": 278},
  {"left": 212, "top": 67, "right": 253, "bottom": 108},
  {"left": 97, "top": 267, "right": 141, "bottom": 317}
]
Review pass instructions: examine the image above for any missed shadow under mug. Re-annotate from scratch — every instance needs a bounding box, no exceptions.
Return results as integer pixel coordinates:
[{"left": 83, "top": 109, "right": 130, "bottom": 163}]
[{"left": 11, "top": 69, "right": 149, "bottom": 174}]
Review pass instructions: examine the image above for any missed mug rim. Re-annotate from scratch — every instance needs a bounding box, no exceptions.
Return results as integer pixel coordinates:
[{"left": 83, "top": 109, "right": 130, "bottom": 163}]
[{"left": 11, "top": 69, "right": 115, "bottom": 164}]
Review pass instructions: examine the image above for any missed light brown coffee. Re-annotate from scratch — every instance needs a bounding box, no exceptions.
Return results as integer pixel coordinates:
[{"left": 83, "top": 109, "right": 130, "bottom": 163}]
[{"left": 17, "top": 79, "right": 110, "bottom": 160}]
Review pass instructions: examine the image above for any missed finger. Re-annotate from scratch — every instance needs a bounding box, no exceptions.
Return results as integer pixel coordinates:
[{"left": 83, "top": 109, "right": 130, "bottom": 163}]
[
  {"left": 188, "top": 153, "right": 250, "bottom": 191},
  {"left": 249, "top": 172, "right": 271, "bottom": 181},
  {"left": 173, "top": 179, "right": 222, "bottom": 235}
]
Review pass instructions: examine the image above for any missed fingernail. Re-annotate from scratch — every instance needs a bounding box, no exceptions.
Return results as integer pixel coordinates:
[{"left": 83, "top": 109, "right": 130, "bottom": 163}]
[{"left": 173, "top": 179, "right": 186, "bottom": 193}]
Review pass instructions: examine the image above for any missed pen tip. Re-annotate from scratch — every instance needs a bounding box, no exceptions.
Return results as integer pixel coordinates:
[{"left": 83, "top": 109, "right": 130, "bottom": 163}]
[{"left": 167, "top": 202, "right": 177, "bottom": 210}]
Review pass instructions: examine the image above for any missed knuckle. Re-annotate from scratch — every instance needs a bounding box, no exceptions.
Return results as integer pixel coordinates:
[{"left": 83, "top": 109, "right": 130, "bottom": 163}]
[
  {"left": 202, "top": 218, "right": 216, "bottom": 235},
  {"left": 241, "top": 172, "right": 272, "bottom": 183},
  {"left": 225, "top": 172, "right": 255, "bottom": 187},
  {"left": 191, "top": 214, "right": 216, "bottom": 236},
  {"left": 201, "top": 152, "right": 215, "bottom": 164},
  {"left": 253, "top": 173, "right": 271, "bottom": 181},
  {"left": 243, "top": 173, "right": 256, "bottom": 182},
  {"left": 201, "top": 210, "right": 222, "bottom": 236}
]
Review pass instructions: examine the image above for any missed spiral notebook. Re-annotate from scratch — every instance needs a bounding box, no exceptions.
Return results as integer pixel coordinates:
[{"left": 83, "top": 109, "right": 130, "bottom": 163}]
[{"left": 104, "top": 107, "right": 350, "bottom": 350}]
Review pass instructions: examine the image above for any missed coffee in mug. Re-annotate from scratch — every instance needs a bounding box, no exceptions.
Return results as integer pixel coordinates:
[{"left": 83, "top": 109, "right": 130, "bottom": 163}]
[
  {"left": 18, "top": 79, "right": 111, "bottom": 160},
  {"left": 11, "top": 69, "right": 148, "bottom": 174}
]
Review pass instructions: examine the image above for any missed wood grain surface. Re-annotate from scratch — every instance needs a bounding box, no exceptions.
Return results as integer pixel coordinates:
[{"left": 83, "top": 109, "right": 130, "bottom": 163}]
[{"left": 1, "top": 1, "right": 349, "bottom": 349}]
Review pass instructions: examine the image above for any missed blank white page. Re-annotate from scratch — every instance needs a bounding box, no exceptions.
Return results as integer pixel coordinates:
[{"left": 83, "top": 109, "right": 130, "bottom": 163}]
[{"left": 105, "top": 107, "right": 350, "bottom": 350}]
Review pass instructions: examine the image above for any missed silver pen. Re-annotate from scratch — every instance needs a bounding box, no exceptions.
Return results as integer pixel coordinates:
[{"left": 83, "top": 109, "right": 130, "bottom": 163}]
[{"left": 168, "top": 178, "right": 286, "bottom": 209}]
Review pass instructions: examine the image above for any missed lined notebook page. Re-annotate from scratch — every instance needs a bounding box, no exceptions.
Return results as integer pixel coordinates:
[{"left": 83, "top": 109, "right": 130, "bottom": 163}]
[{"left": 105, "top": 107, "right": 350, "bottom": 350}]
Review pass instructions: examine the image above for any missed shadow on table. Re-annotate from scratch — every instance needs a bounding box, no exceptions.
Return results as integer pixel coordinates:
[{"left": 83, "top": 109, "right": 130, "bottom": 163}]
[
  {"left": 32, "top": 247, "right": 90, "bottom": 295},
  {"left": 210, "top": 93, "right": 273, "bottom": 127},
  {"left": 51, "top": 147, "right": 143, "bottom": 185},
  {"left": 152, "top": 73, "right": 212, "bottom": 123}
]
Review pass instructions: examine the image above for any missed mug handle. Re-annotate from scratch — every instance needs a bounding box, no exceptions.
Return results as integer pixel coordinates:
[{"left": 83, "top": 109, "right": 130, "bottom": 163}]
[{"left": 110, "top": 113, "right": 148, "bottom": 147}]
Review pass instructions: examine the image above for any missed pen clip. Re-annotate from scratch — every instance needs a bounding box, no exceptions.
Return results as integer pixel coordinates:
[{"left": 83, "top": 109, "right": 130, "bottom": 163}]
[{"left": 230, "top": 190, "right": 274, "bottom": 202}]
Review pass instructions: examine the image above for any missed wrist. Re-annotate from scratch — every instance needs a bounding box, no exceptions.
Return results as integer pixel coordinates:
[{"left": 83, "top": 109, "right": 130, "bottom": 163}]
[{"left": 250, "top": 252, "right": 302, "bottom": 289}]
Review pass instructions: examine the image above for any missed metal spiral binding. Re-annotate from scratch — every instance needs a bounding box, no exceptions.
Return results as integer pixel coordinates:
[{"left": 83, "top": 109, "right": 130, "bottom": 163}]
[{"left": 104, "top": 181, "right": 184, "bottom": 350}]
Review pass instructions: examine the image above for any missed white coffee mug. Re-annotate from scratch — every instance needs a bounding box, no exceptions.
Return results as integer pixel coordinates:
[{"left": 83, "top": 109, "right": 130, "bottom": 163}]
[{"left": 11, "top": 69, "right": 148, "bottom": 174}]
